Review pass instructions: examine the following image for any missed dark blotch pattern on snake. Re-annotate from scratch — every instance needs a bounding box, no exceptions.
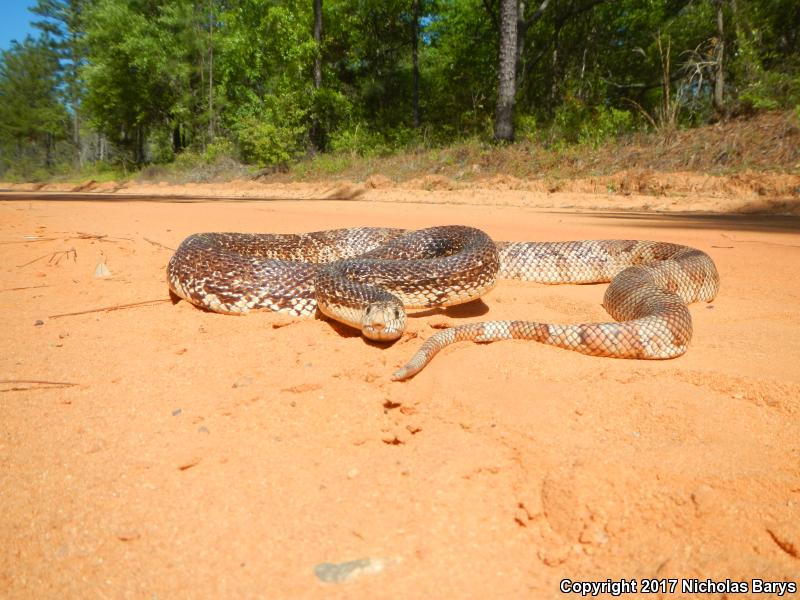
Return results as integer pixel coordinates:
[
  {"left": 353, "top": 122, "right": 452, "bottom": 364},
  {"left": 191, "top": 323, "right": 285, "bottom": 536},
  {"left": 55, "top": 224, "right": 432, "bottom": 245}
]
[{"left": 166, "top": 227, "right": 720, "bottom": 379}]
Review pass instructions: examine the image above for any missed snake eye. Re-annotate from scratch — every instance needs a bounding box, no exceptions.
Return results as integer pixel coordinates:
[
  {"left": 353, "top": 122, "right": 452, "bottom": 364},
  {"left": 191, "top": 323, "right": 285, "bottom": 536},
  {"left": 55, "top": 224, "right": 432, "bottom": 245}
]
[{"left": 394, "top": 308, "right": 400, "bottom": 320}]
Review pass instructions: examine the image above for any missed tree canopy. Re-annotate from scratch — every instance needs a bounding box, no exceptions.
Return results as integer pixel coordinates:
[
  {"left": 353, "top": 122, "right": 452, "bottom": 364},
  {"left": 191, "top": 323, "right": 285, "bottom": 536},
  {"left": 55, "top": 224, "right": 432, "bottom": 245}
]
[{"left": 0, "top": 0, "right": 798, "bottom": 177}]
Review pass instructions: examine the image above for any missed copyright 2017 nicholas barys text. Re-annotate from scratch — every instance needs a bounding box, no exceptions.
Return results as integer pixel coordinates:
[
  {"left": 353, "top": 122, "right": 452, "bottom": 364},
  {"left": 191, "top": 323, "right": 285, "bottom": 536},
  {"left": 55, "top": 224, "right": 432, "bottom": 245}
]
[{"left": 560, "top": 578, "right": 796, "bottom": 596}]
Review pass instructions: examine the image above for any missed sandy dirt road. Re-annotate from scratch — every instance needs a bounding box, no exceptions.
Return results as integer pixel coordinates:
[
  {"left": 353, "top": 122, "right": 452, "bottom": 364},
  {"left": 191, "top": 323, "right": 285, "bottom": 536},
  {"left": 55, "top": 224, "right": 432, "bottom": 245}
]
[{"left": 1, "top": 194, "right": 799, "bottom": 598}]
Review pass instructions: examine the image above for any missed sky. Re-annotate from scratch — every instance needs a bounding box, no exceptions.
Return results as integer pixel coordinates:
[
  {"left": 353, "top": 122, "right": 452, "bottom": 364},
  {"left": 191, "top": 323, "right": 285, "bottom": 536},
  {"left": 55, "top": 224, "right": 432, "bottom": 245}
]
[{"left": 0, "top": 1, "right": 37, "bottom": 51}]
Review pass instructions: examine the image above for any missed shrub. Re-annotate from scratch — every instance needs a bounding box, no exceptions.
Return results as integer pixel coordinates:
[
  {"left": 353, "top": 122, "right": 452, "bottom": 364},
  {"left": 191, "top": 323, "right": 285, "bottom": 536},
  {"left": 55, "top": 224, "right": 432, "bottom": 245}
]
[
  {"left": 145, "top": 129, "right": 174, "bottom": 163},
  {"left": 738, "top": 71, "right": 800, "bottom": 112},
  {"left": 328, "top": 123, "right": 389, "bottom": 157},
  {"left": 515, "top": 114, "right": 539, "bottom": 141},
  {"left": 582, "top": 106, "right": 636, "bottom": 146},
  {"left": 229, "top": 93, "right": 308, "bottom": 166},
  {"left": 202, "top": 138, "right": 236, "bottom": 164},
  {"left": 550, "top": 97, "right": 636, "bottom": 148}
]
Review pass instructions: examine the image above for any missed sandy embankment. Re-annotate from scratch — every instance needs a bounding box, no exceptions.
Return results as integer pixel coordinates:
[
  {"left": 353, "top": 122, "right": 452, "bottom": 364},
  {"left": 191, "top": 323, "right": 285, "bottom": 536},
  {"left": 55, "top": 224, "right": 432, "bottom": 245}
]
[
  {"left": 2, "top": 167, "right": 800, "bottom": 215},
  {"left": 1, "top": 192, "right": 799, "bottom": 597}
]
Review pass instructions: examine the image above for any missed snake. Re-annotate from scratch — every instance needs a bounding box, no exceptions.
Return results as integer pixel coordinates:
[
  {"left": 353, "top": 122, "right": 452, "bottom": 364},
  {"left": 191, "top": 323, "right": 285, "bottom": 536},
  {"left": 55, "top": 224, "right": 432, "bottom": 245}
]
[{"left": 167, "top": 226, "right": 720, "bottom": 380}]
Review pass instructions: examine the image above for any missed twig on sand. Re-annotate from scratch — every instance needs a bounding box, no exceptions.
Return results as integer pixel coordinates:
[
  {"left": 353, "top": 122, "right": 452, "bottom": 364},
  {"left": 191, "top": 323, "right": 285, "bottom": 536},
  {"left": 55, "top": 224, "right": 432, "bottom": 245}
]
[
  {"left": 0, "top": 237, "right": 56, "bottom": 245},
  {"left": 143, "top": 237, "right": 175, "bottom": 251},
  {"left": 51, "top": 248, "right": 77, "bottom": 266},
  {"left": 72, "top": 231, "right": 134, "bottom": 243},
  {"left": 17, "top": 248, "right": 77, "bottom": 268},
  {"left": 0, "top": 284, "right": 50, "bottom": 293},
  {"left": 18, "top": 252, "right": 56, "bottom": 268},
  {"left": 0, "top": 379, "right": 78, "bottom": 392},
  {"left": 48, "top": 298, "right": 170, "bottom": 319}
]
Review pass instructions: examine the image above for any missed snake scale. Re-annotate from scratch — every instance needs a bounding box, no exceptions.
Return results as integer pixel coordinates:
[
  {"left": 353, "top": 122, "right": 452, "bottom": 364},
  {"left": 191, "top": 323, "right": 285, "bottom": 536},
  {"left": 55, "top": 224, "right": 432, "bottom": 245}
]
[{"left": 167, "top": 226, "right": 720, "bottom": 380}]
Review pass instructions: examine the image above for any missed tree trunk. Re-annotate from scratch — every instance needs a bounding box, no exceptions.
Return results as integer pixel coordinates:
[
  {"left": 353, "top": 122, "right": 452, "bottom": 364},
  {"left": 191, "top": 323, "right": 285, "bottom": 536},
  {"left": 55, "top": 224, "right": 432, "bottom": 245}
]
[
  {"left": 313, "top": 0, "right": 322, "bottom": 90},
  {"left": 173, "top": 124, "right": 182, "bottom": 154},
  {"left": 72, "top": 108, "right": 81, "bottom": 161},
  {"left": 70, "top": 29, "right": 82, "bottom": 166},
  {"left": 45, "top": 132, "right": 54, "bottom": 168},
  {"left": 517, "top": 0, "right": 525, "bottom": 63},
  {"left": 136, "top": 125, "right": 145, "bottom": 164},
  {"left": 310, "top": 0, "right": 325, "bottom": 152},
  {"left": 208, "top": 0, "right": 215, "bottom": 139},
  {"left": 713, "top": 0, "right": 725, "bottom": 116},
  {"left": 494, "top": 0, "right": 518, "bottom": 142},
  {"left": 411, "top": 0, "right": 421, "bottom": 128}
]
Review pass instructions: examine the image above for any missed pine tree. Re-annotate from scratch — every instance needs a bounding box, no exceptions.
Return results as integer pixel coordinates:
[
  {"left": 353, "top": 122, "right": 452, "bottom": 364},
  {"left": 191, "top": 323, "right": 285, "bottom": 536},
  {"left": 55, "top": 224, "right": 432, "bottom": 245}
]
[
  {"left": 31, "top": 0, "right": 86, "bottom": 164},
  {"left": 494, "top": 0, "right": 518, "bottom": 141},
  {"left": 0, "top": 37, "right": 67, "bottom": 172}
]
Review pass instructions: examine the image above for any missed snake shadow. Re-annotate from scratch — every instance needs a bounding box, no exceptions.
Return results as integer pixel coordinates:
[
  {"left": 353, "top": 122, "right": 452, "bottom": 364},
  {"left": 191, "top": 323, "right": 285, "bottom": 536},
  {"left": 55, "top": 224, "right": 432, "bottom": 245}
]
[
  {"left": 409, "top": 298, "right": 490, "bottom": 319},
  {"left": 171, "top": 290, "right": 490, "bottom": 343},
  {"left": 319, "top": 315, "right": 364, "bottom": 339},
  {"left": 320, "top": 298, "right": 490, "bottom": 345}
]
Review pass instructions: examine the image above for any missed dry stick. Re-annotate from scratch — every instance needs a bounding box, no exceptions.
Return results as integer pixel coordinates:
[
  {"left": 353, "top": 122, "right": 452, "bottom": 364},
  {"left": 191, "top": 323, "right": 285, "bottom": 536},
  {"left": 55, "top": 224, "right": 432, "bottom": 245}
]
[
  {"left": 17, "top": 249, "right": 76, "bottom": 268},
  {"left": 143, "top": 237, "right": 175, "bottom": 251},
  {"left": 0, "top": 379, "right": 78, "bottom": 386},
  {"left": 0, "top": 379, "right": 78, "bottom": 392},
  {"left": 0, "top": 284, "right": 50, "bottom": 292},
  {"left": 73, "top": 232, "right": 134, "bottom": 243},
  {"left": 50, "top": 248, "right": 77, "bottom": 266},
  {"left": 17, "top": 252, "right": 55, "bottom": 268},
  {"left": 75, "top": 232, "right": 107, "bottom": 241},
  {"left": 0, "top": 237, "right": 56, "bottom": 245},
  {"left": 2, "top": 385, "right": 73, "bottom": 392},
  {"left": 48, "top": 298, "right": 170, "bottom": 319}
]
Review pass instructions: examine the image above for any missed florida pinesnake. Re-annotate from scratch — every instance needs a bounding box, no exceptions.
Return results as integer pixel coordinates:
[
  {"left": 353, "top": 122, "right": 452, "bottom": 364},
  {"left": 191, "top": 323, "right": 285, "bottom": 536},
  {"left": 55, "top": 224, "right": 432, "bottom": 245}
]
[{"left": 167, "top": 226, "right": 720, "bottom": 380}]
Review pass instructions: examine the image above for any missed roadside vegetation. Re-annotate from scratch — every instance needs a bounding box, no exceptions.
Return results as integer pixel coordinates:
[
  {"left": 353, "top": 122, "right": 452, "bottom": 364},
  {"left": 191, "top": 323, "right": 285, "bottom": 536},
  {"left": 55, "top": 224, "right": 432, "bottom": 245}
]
[{"left": 1, "top": 0, "right": 798, "bottom": 184}]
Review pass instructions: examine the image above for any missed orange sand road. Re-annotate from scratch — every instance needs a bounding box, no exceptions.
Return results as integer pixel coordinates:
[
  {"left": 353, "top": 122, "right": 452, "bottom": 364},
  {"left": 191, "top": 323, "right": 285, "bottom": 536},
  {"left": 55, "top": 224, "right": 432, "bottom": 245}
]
[{"left": 1, "top": 195, "right": 799, "bottom": 598}]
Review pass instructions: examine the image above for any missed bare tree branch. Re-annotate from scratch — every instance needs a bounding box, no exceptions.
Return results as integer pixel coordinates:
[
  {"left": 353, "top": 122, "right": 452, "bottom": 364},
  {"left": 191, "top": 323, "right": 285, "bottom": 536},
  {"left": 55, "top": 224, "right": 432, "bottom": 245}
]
[{"left": 524, "top": 0, "right": 551, "bottom": 27}]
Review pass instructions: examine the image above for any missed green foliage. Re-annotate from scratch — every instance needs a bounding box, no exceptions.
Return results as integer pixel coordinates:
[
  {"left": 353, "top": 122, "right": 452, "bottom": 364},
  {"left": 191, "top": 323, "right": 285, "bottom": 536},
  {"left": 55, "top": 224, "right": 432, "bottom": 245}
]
[
  {"left": 584, "top": 107, "right": 636, "bottom": 147},
  {"left": 309, "top": 88, "right": 352, "bottom": 139},
  {"left": 324, "top": 0, "right": 425, "bottom": 128},
  {"left": 0, "top": 38, "right": 66, "bottom": 141},
  {"left": 1, "top": 0, "right": 799, "bottom": 179},
  {"left": 30, "top": 0, "right": 85, "bottom": 126},
  {"left": 147, "top": 129, "right": 175, "bottom": 164},
  {"left": 737, "top": 68, "right": 800, "bottom": 112},
  {"left": 232, "top": 113, "right": 302, "bottom": 165},
  {"left": 328, "top": 123, "right": 389, "bottom": 157},
  {"left": 202, "top": 138, "right": 235, "bottom": 164},
  {"left": 423, "top": 0, "right": 496, "bottom": 136},
  {"left": 82, "top": 0, "right": 179, "bottom": 160},
  {"left": 216, "top": 0, "right": 316, "bottom": 165},
  {"left": 550, "top": 97, "right": 635, "bottom": 148},
  {"left": 69, "top": 160, "right": 126, "bottom": 182},
  {"left": 328, "top": 122, "right": 424, "bottom": 158},
  {"left": 293, "top": 153, "right": 354, "bottom": 177},
  {"left": 229, "top": 93, "right": 309, "bottom": 165},
  {"left": 515, "top": 115, "right": 538, "bottom": 141},
  {"left": 0, "top": 37, "right": 67, "bottom": 175}
]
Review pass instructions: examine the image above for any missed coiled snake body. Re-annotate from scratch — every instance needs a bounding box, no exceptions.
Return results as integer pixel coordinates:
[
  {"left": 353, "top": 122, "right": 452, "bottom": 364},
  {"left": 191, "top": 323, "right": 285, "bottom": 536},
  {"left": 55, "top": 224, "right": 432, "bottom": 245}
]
[{"left": 167, "top": 226, "right": 719, "bottom": 379}]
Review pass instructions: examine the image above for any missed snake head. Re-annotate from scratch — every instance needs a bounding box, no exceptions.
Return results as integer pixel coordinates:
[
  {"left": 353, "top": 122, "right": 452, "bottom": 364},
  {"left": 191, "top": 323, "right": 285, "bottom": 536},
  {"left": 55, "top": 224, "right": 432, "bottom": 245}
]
[{"left": 361, "top": 301, "right": 406, "bottom": 341}]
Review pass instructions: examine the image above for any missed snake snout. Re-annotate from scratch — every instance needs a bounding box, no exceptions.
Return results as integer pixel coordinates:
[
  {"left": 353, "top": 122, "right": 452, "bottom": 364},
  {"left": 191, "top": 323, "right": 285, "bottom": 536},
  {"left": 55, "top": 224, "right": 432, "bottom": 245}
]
[{"left": 361, "top": 302, "right": 406, "bottom": 342}]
